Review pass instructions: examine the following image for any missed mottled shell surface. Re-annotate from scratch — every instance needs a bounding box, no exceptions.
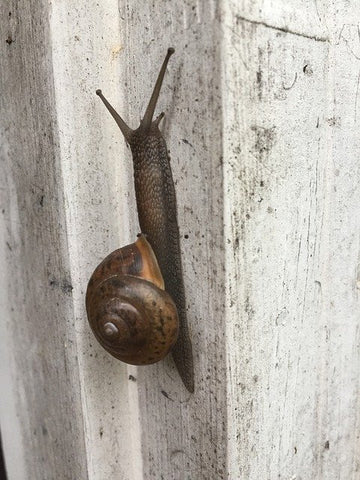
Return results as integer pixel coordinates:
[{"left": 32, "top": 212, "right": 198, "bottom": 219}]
[{"left": 86, "top": 236, "right": 179, "bottom": 365}]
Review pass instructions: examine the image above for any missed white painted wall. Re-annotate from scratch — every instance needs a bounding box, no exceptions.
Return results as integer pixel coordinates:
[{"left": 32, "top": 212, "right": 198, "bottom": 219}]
[{"left": 0, "top": 1, "right": 359, "bottom": 479}]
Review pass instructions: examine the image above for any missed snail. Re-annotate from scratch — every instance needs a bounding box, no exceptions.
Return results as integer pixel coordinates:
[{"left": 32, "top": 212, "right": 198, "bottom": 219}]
[{"left": 86, "top": 48, "right": 194, "bottom": 392}]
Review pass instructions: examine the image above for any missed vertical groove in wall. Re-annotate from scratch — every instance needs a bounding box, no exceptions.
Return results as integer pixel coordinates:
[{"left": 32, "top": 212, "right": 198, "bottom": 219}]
[{"left": 120, "top": 1, "right": 227, "bottom": 479}]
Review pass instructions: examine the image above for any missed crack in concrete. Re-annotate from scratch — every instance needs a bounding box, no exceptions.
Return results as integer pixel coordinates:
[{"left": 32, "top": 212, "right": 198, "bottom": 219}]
[{"left": 236, "top": 15, "right": 329, "bottom": 43}]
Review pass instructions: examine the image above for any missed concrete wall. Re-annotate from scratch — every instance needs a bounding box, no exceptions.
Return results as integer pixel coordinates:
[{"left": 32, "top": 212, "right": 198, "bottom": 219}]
[{"left": 0, "top": 1, "right": 359, "bottom": 479}]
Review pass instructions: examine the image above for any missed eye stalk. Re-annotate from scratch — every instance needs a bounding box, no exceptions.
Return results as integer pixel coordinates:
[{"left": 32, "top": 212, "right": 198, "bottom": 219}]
[{"left": 95, "top": 48, "right": 175, "bottom": 139}]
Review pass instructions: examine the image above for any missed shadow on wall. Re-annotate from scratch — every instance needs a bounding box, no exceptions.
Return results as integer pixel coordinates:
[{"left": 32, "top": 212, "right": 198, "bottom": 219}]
[{"left": 0, "top": 436, "right": 8, "bottom": 480}]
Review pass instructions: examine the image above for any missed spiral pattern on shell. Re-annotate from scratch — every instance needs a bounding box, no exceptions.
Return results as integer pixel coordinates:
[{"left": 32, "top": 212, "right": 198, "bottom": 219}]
[{"left": 85, "top": 236, "right": 179, "bottom": 364}]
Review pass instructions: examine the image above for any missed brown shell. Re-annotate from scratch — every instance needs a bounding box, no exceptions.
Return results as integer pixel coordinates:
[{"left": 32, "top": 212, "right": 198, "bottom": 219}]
[{"left": 86, "top": 236, "right": 179, "bottom": 365}]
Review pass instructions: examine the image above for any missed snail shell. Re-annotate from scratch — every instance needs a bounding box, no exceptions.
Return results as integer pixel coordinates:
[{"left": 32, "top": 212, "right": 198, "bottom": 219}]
[{"left": 86, "top": 235, "right": 179, "bottom": 365}]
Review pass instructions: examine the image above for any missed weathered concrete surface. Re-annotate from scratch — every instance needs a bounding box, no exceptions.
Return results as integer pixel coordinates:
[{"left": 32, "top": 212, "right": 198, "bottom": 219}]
[{"left": 1, "top": 1, "right": 359, "bottom": 479}]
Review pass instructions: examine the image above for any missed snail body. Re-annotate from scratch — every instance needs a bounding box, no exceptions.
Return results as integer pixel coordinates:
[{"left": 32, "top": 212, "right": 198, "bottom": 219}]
[
  {"left": 89, "top": 48, "right": 194, "bottom": 392},
  {"left": 86, "top": 235, "right": 179, "bottom": 364}
]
